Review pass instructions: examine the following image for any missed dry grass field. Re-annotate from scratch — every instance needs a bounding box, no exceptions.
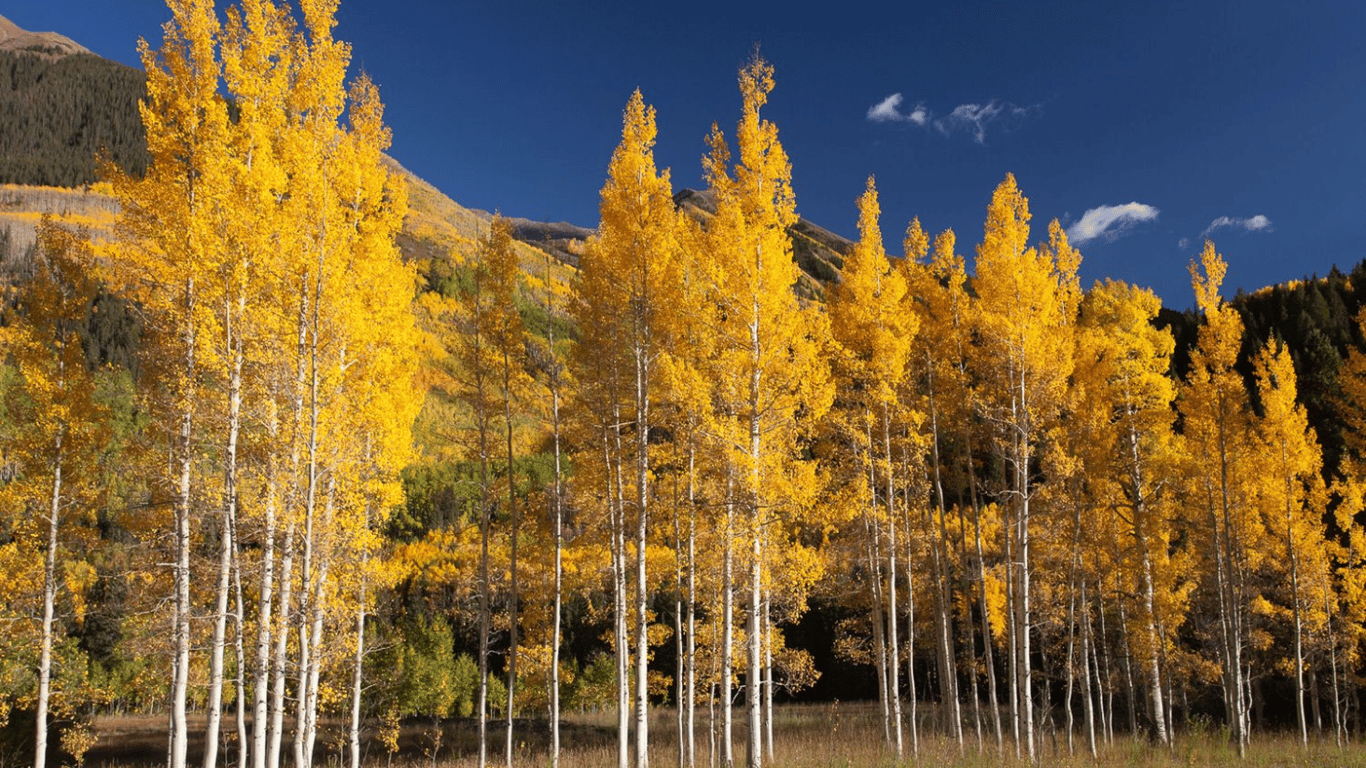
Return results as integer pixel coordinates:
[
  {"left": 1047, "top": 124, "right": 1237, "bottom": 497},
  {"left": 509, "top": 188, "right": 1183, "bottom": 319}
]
[{"left": 72, "top": 703, "right": 1366, "bottom": 768}]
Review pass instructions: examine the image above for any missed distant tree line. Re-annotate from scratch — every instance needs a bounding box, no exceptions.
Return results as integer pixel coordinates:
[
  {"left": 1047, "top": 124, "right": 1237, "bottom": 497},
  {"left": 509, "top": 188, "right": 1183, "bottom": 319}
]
[{"left": 0, "top": 50, "right": 149, "bottom": 187}]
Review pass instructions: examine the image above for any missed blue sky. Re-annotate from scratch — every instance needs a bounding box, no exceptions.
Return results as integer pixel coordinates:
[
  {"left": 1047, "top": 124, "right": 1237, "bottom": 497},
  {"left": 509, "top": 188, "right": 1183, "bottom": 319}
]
[{"left": 9, "top": 1, "right": 1365, "bottom": 307}]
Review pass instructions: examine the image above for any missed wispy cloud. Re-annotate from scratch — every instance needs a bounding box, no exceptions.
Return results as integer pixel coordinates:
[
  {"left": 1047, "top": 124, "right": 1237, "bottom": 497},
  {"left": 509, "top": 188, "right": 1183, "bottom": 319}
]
[
  {"left": 865, "top": 95, "right": 1038, "bottom": 142},
  {"left": 866, "top": 93, "right": 929, "bottom": 126},
  {"left": 1066, "top": 202, "right": 1160, "bottom": 245},
  {"left": 1178, "top": 237, "right": 1191, "bottom": 251},
  {"left": 867, "top": 93, "right": 906, "bottom": 122},
  {"left": 1201, "top": 214, "right": 1273, "bottom": 238}
]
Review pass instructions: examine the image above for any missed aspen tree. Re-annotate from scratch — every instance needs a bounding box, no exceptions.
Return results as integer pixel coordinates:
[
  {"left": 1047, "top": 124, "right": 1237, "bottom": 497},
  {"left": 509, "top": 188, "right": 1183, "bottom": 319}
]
[
  {"left": 1253, "top": 338, "right": 1325, "bottom": 745},
  {"left": 1072, "top": 279, "right": 1184, "bottom": 746},
  {"left": 529, "top": 250, "right": 570, "bottom": 768},
  {"left": 701, "top": 54, "right": 833, "bottom": 768},
  {"left": 909, "top": 223, "right": 1005, "bottom": 750},
  {"left": 219, "top": 2, "right": 294, "bottom": 764},
  {"left": 456, "top": 216, "right": 520, "bottom": 768},
  {"left": 971, "top": 176, "right": 1077, "bottom": 761},
  {"left": 331, "top": 72, "right": 417, "bottom": 768},
  {"left": 905, "top": 225, "right": 972, "bottom": 750},
  {"left": 4, "top": 221, "right": 107, "bottom": 768},
  {"left": 582, "top": 88, "right": 682, "bottom": 768},
  {"left": 484, "top": 214, "right": 528, "bottom": 768},
  {"left": 659, "top": 213, "right": 720, "bottom": 768},
  {"left": 828, "top": 177, "right": 915, "bottom": 756},
  {"left": 1180, "top": 242, "right": 1259, "bottom": 755},
  {"left": 568, "top": 212, "right": 633, "bottom": 768},
  {"left": 105, "top": 3, "right": 231, "bottom": 764}
]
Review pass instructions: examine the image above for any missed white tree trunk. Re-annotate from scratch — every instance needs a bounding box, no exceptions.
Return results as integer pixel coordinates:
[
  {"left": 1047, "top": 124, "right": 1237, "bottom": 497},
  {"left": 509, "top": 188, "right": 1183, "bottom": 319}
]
[{"left": 34, "top": 434, "right": 63, "bottom": 768}]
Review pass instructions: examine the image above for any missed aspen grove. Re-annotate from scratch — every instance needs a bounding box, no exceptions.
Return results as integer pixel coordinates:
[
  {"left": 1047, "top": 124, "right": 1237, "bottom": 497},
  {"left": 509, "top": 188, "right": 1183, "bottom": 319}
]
[{"left": 8, "top": 3, "right": 1366, "bottom": 768}]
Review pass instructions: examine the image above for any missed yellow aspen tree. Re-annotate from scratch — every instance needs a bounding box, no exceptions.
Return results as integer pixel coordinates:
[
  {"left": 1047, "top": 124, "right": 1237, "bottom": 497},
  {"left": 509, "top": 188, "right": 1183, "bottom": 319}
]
[
  {"left": 658, "top": 212, "right": 720, "bottom": 768},
  {"left": 1252, "top": 338, "right": 1326, "bottom": 745},
  {"left": 582, "top": 88, "right": 683, "bottom": 768},
  {"left": 567, "top": 207, "right": 633, "bottom": 768},
  {"left": 327, "top": 72, "right": 418, "bottom": 768},
  {"left": 1328, "top": 469, "right": 1366, "bottom": 744},
  {"left": 701, "top": 53, "right": 833, "bottom": 768},
  {"left": 2, "top": 221, "right": 108, "bottom": 768},
  {"left": 527, "top": 250, "right": 571, "bottom": 768},
  {"left": 828, "top": 177, "right": 915, "bottom": 757},
  {"left": 1179, "top": 241, "right": 1260, "bottom": 756},
  {"left": 455, "top": 215, "right": 522, "bottom": 768},
  {"left": 905, "top": 224, "right": 974, "bottom": 752},
  {"left": 485, "top": 215, "right": 528, "bottom": 768},
  {"left": 1073, "top": 279, "right": 1186, "bottom": 747},
  {"left": 103, "top": 3, "right": 231, "bottom": 765},
  {"left": 971, "top": 176, "right": 1077, "bottom": 762},
  {"left": 218, "top": 2, "right": 295, "bottom": 765},
  {"left": 908, "top": 223, "right": 1006, "bottom": 750}
]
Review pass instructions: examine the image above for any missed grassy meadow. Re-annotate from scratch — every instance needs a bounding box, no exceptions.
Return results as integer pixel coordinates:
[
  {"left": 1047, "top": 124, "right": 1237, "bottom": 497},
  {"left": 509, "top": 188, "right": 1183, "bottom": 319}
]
[{"left": 75, "top": 702, "right": 1366, "bottom": 768}]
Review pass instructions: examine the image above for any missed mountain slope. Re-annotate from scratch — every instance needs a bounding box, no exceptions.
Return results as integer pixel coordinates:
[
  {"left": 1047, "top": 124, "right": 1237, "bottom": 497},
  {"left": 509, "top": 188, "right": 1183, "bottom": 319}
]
[
  {"left": 0, "top": 14, "right": 89, "bottom": 58},
  {"left": 0, "top": 15, "right": 148, "bottom": 188}
]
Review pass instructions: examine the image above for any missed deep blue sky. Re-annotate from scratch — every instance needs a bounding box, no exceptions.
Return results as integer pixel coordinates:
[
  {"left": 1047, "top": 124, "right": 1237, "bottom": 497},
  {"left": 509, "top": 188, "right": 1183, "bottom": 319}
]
[{"left": 9, "top": 1, "right": 1365, "bottom": 307}]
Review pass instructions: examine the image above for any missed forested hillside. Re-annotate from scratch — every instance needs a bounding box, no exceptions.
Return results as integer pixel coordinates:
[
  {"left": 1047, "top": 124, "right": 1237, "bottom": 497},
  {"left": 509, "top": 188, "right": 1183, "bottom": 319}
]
[
  {"left": 5, "top": 3, "right": 1366, "bottom": 768},
  {"left": 0, "top": 46, "right": 149, "bottom": 187}
]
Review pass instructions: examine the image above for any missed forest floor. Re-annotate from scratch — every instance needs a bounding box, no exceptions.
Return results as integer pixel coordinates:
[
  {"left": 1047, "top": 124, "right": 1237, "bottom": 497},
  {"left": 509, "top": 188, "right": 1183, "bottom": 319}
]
[{"left": 76, "top": 703, "right": 1366, "bottom": 768}]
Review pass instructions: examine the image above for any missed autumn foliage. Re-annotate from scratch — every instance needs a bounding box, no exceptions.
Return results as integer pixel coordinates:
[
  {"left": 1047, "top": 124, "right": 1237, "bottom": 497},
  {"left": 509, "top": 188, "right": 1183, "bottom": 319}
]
[{"left": 7, "top": 5, "right": 1366, "bottom": 768}]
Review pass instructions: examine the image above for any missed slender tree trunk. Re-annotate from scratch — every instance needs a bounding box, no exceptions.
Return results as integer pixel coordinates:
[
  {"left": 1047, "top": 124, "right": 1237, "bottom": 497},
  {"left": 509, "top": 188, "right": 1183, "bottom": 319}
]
[
  {"left": 549, "top": 333, "right": 564, "bottom": 768},
  {"left": 476, "top": 413, "right": 493, "bottom": 768},
  {"left": 686, "top": 448, "right": 697, "bottom": 768},
  {"left": 635, "top": 357, "right": 651, "bottom": 768},
  {"left": 348, "top": 578, "right": 367, "bottom": 768},
  {"left": 1080, "top": 581, "right": 1097, "bottom": 759},
  {"left": 1014, "top": 402, "right": 1035, "bottom": 762},
  {"left": 902, "top": 504, "right": 920, "bottom": 759},
  {"left": 1287, "top": 498, "right": 1308, "bottom": 746},
  {"left": 866, "top": 510, "right": 890, "bottom": 747},
  {"left": 1097, "top": 592, "right": 1115, "bottom": 744},
  {"left": 953, "top": 503, "right": 983, "bottom": 752},
  {"left": 1003, "top": 492, "right": 1019, "bottom": 757},
  {"left": 505, "top": 345, "right": 521, "bottom": 768},
  {"left": 253, "top": 454, "right": 277, "bottom": 768},
  {"left": 270, "top": 282, "right": 309, "bottom": 768},
  {"left": 268, "top": 518, "right": 295, "bottom": 768},
  {"left": 171, "top": 279, "right": 196, "bottom": 768},
  {"left": 746, "top": 501, "right": 762, "bottom": 768},
  {"left": 746, "top": 309, "right": 763, "bottom": 768},
  {"left": 613, "top": 412, "right": 630, "bottom": 768},
  {"left": 34, "top": 433, "right": 63, "bottom": 768},
  {"left": 232, "top": 515, "right": 249, "bottom": 768},
  {"left": 1064, "top": 518, "right": 1080, "bottom": 756},
  {"left": 675, "top": 508, "right": 685, "bottom": 768},
  {"left": 722, "top": 486, "right": 734, "bottom": 768},
  {"left": 1327, "top": 590, "right": 1344, "bottom": 746},
  {"left": 1117, "top": 599, "right": 1138, "bottom": 737},
  {"left": 206, "top": 297, "right": 243, "bottom": 768},
  {"left": 762, "top": 593, "right": 774, "bottom": 763},
  {"left": 881, "top": 411, "right": 904, "bottom": 759}
]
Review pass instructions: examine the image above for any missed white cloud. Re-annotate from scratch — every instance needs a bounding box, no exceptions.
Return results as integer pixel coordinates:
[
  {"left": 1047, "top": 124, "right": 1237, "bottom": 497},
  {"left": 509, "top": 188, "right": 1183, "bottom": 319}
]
[
  {"left": 867, "top": 94, "right": 1041, "bottom": 141},
  {"left": 1066, "top": 202, "right": 1160, "bottom": 245},
  {"left": 868, "top": 93, "right": 906, "bottom": 122},
  {"left": 936, "top": 102, "right": 1004, "bottom": 143},
  {"left": 1201, "top": 214, "right": 1273, "bottom": 238},
  {"left": 1178, "top": 237, "right": 1191, "bottom": 250}
]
